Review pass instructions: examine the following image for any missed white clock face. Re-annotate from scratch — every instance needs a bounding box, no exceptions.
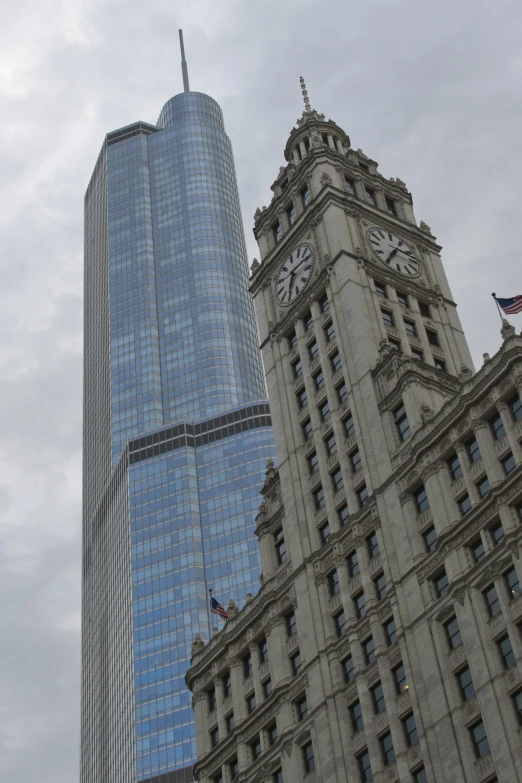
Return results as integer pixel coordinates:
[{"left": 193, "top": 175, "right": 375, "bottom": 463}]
[
  {"left": 275, "top": 243, "right": 314, "bottom": 305},
  {"left": 368, "top": 228, "right": 420, "bottom": 277}
]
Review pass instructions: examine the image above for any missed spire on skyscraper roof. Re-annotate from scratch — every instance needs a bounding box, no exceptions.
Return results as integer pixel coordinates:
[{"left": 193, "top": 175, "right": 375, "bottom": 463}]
[
  {"left": 299, "top": 76, "right": 312, "bottom": 113},
  {"left": 179, "top": 29, "right": 190, "bottom": 93}
]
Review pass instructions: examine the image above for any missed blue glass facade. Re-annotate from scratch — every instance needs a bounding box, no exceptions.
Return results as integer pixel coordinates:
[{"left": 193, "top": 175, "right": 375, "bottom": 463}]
[{"left": 82, "top": 91, "right": 275, "bottom": 783}]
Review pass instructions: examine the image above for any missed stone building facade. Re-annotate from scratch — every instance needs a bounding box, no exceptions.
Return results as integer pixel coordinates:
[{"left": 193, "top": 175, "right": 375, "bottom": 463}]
[{"left": 186, "top": 93, "right": 522, "bottom": 783}]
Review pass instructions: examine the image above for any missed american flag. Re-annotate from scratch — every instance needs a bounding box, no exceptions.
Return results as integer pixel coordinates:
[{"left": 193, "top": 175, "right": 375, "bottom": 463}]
[
  {"left": 495, "top": 295, "right": 522, "bottom": 315},
  {"left": 210, "top": 595, "right": 229, "bottom": 621}
]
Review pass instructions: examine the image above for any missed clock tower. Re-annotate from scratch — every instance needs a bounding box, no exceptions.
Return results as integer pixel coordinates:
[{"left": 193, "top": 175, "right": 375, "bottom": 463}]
[{"left": 187, "top": 81, "right": 522, "bottom": 783}]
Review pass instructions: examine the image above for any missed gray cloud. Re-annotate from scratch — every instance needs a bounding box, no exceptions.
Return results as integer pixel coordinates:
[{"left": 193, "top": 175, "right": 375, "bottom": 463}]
[{"left": 1, "top": 0, "right": 521, "bottom": 779}]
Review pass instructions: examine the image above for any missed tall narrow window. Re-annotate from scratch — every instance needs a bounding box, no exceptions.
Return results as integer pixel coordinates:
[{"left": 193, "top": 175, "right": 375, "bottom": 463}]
[
  {"left": 469, "top": 720, "right": 490, "bottom": 758},
  {"left": 402, "top": 713, "right": 418, "bottom": 745},
  {"left": 509, "top": 393, "right": 522, "bottom": 421},
  {"left": 444, "top": 616, "right": 462, "bottom": 649},
  {"left": 385, "top": 196, "right": 396, "bottom": 215},
  {"left": 287, "top": 202, "right": 296, "bottom": 226},
  {"left": 274, "top": 527, "right": 287, "bottom": 565},
  {"left": 350, "top": 700, "right": 364, "bottom": 732},
  {"left": 414, "top": 485, "right": 429, "bottom": 513},
  {"left": 394, "top": 402, "right": 410, "bottom": 441},
  {"left": 466, "top": 437, "right": 481, "bottom": 463},
  {"left": 490, "top": 412, "right": 505, "bottom": 440},
  {"left": 301, "top": 186, "right": 311, "bottom": 208},
  {"left": 345, "top": 176, "right": 355, "bottom": 194},
  {"left": 456, "top": 666, "right": 475, "bottom": 701},
  {"left": 370, "top": 681, "right": 385, "bottom": 713},
  {"left": 273, "top": 221, "right": 282, "bottom": 244},
  {"left": 380, "top": 732, "right": 395, "bottom": 765},
  {"left": 365, "top": 187, "right": 376, "bottom": 206}
]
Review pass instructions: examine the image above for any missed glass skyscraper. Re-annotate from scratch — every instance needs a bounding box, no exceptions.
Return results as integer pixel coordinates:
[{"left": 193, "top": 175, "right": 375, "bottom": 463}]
[{"left": 81, "top": 53, "right": 275, "bottom": 783}]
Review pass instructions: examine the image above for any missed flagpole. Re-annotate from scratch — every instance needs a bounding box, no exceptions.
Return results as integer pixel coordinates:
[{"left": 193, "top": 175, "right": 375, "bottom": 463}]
[{"left": 491, "top": 293, "right": 506, "bottom": 323}]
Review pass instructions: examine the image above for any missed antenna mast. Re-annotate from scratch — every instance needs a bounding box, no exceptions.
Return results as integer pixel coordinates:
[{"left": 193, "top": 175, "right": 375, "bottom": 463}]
[{"left": 179, "top": 29, "right": 190, "bottom": 93}]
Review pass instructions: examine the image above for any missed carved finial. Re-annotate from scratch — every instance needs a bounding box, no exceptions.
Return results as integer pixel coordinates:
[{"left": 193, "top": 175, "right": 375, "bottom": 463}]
[
  {"left": 227, "top": 598, "right": 238, "bottom": 618},
  {"left": 419, "top": 220, "right": 432, "bottom": 234},
  {"left": 501, "top": 319, "right": 516, "bottom": 340},
  {"left": 299, "top": 76, "right": 312, "bottom": 112},
  {"left": 191, "top": 634, "right": 204, "bottom": 656},
  {"left": 250, "top": 258, "right": 260, "bottom": 275},
  {"left": 483, "top": 352, "right": 491, "bottom": 364}
]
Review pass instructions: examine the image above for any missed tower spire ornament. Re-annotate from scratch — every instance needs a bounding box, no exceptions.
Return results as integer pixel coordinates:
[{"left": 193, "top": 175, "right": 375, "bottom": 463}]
[
  {"left": 179, "top": 29, "right": 190, "bottom": 93},
  {"left": 299, "top": 76, "right": 312, "bottom": 112}
]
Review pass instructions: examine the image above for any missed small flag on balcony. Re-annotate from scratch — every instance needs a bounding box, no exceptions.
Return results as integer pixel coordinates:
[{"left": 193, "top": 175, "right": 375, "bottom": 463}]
[
  {"left": 493, "top": 294, "right": 522, "bottom": 315},
  {"left": 209, "top": 590, "right": 229, "bottom": 621}
]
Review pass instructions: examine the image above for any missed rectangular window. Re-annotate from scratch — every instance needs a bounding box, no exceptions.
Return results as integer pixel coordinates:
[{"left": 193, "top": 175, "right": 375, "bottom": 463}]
[
  {"left": 287, "top": 202, "right": 296, "bottom": 225},
  {"left": 380, "top": 731, "right": 395, "bottom": 766},
  {"left": 374, "top": 572, "right": 387, "bottom": 600},
  {"left": 297, "top": 388, "right": 308, "bottom": 408},
  {"left": 302, "top": 742, "right": 315, "bottom": 772},
  {"left": 350, "top": 449, "right": 363, "bottom": 473},
  {"left": 502, "top": 452, "right": 516, "bottom": 474},
  {"left": 384, "top": 617, "right": 397, "bottom": 646},
  {"left": 375, "top": 281, "right": 386, "bottom": 297},
  {"left": 509, "top": 393, "right": 522, "bottom": 421},
  {"left": 389, "top": 338, "right": 401, "bottom": 352},
  {"left": 246, "top": 692, "right": 256, "bottom": 713},
  {"left": 357, "top": 485, "right": 369, "bottom": 507},
  {"left": 423, "top": 525, "right": 437, "bottom": 553},
  {"left": 414, "top": 485, "right": 429, "bottom": 513},
  {"left": 354, "top": 591, "right": 366, "bottom": 619},
  {"left": 345, "top": 176, "right": 355, "bottom": 194},
  {"left": 371, "top": 681, "right": 386, "bottom": 713},
  {"left": 243, "top": 654, "right": 253, "bottom": 679},
  {"left": 325, "top": 433, "right": 337, "bottom": 456},
  {"left": 302, "top": 418, "right": 313, "bottom": 440},
  {"left": 367, "top": 531, "right": 379, "bottom": 558},
  {"left": 330, "top": 351, "right": 342, "bottom": 372},
  {"left": 402, "top": 712, "right": 419, "bottom": 746},
  {"left": 411, "top": 348, "right": 424, "bottom": 362},
  {"left": 512, "top": 689, "right": 522, "bottom": 725},
  {"left": 381, "top": 309, "right": 394, "bottom": 327},
  {"left": 396, "top": 291, "right": 408, "bottom": 307},
  {"left": 308, "top": 340, "right": 319, "bottom": 360},
  {"left": 457, "top": 665, "right": 475, "bottom": 701},
  {"left": 286, "top": 612, "right": 297, "bottom": 636},
  {"left": 319, "top": 521, "right": 331, "bottom": 544},
  {"left": 274, "top": 527, "right": 287, "bottom": 565},
  {"left": 466, "top": 437, "right": 481, "bottom": 463},
  {"left": 458, "top": 493, "right": 472, "bottom": 516},
  {"left": 210, "top": 726, "right": 219, "bottom": 747},
  {"left": 357, "top": 750, "right": 373, "bottom": 782},
  {"left": 314, "top": 370, "right": 325, "bottom": 390},
  {"left": 365, "top": 187, "right": 376, "bottom": 205},
  {"left": 292, "top": 358, "right": 303, "bottom": 378},
  {"left": 313, "top": 486, "right": 325, "bottom": 510},
  {"left": 393, "top": 662, "right": 408, "bottom": 694},
  {"left": 434, "top": 571, "right": 449, "bottom": 598},
  {"left": 363, "top": 636, "right": 376, "bottom": 665},
  {"left": 319, "top": 292, "right": 329, "bottom": 312},
  {"left": 490, "top": 412, "right": 506, "bottom": 439},
  {"left": 347, "top": 550, "right": 360, "bottom": 577},
  {"left": 505, "top": 566, "right": 522, "bottom": 599},
  {"left": 448, "top": 453, "right": 462, "bottom": 479},
  {"left": 301, "top": 186, "right": 311, "bottom": 207},
  {"left": 225, "top": 712, "right": 235, "bottom": 734},
  {"left": 262, "top": 678, "right": 272, "bottom": 698},
  {"left": 259, "top": 638, "right": 269, "bottom": 663},
  {"left": 337, "top": 382, "right": 348, "bottom": 402},
  {"left": 394, "top": 402, "right": 410, "bottom": 441},
  {"left": 325, "top": 321, "right": 335, "bottom": 342},
  {"left": 404, "top": 319, "right": 416, "bottom": 337},
  {"left": 484, "top": 584, "right": 501, "bottom": 615},
  {"left": 288, "top": 330, "right": 298, "bottom": 350},
  {"left": 426, "top": 328, "right": 439, "bottom": 346},
  {"left": 444, "top": 616, "right": 462, "bottom": 649},
  {"left": 434, "top": 358, "right": 446, "bottom": 371},
  {"left": 267, "top": 723, "right": 278, "bottom": 746},
  {"left": 490, "top": 520, "right": 505, "bottom": 545},
  {"left": 331, "top": 466, "right": 344, "bottom": 491},
  {"left": 338, "top": 503, "right": 350, "bottom": 526},
  {"left": 418, "top": 301, "right": 431, "bottom": 318},
  {"left": 304, "top": 311, "right": 313, "bottom": 330},
  {"left": 413, "top": 768, "right": 428, "bottom": 783},
  {"left": 470, "top": 538, "right": 485, "bottom": 562},
  {"left": 344, "top": 413, "right": 355, "bottom": 437},
  {"left": 385, "top": 196, "right": 397, "bottom": 215},
  {"left": 273, "top": 222, "right": 282, "bottom": 244},
  {"left": 223, "top": 673, "right": 232, "bottom": 697},
  {"left": 350, "top": 700, "right": 364, "bottom": 732},
  {"left": 328, "top": 570, "right": 340, "bottom": 595},
  {"left": 497, "top": 634, "right": 515, "bottom": 669},
  {"left": 290, "top": 650, "right": 302, "bottom": 675},
  {"left": 214, "top": 774, "right": 224, "bottom": 783},
  {"left": 250, "top": 736, "right": 262, "bottom": 761},
  {"left": 308, "top": 451, "right": 319, "bottom": 474},
  {"left": 296, "top": 695, "right": 308, "bottom": 721},
  {"left": 229, "top": 759, "right": 239, "bottom": 778},
  {"left": 477, "top": 475, "right": 490, "bottom": 498},
  {"left": 208, "top": 688, "right": 216, "bottom": 712},
  {"left": 343, "top": 654, "right": 355, "bottom": 683},
  {"left": 335, "top": 609, "right": 346, "bottom": 637},
  {"left": 470, "top": 720, "right": 490, "bottom": 758}
]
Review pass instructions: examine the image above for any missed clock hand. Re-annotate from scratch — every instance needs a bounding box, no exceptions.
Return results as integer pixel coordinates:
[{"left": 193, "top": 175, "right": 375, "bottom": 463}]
[{"left": 386, "top": 247, "right": 399, "bottom": 263}]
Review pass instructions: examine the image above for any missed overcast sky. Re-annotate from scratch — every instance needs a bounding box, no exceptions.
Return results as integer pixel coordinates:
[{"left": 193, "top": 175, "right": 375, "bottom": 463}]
[{"left": 1, "top": 0, "right": 522, "bottom": 779}]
